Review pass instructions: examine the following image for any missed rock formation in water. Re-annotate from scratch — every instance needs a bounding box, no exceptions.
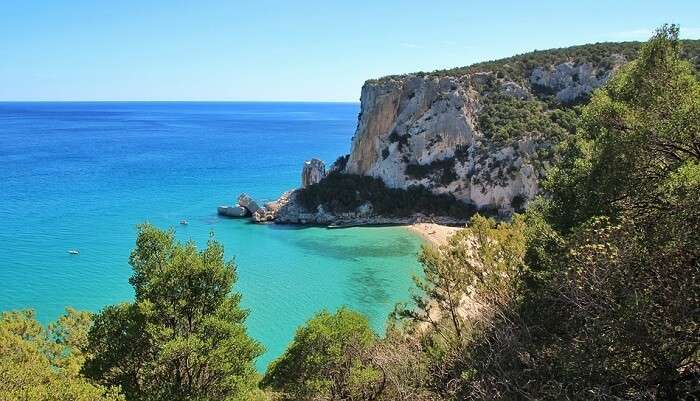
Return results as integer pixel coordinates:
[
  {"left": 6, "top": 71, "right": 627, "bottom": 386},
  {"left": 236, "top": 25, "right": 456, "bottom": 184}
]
[
  {"left": 217, "top": 193, "right": 263, "bottom": 218},
  {"left": 237, "top": 193, "right": 261, "bottom": 215},
  {"left": 301, "top": 159, "right": 326, "bottom": 188},
  {"left": 217, "top": 205, "right": 248, "bottom": 217}
]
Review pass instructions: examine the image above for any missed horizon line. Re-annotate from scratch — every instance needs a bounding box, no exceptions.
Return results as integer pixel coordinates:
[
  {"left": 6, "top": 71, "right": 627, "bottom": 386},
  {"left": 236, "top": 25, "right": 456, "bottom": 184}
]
[{"left": 0, "top": 99, "right": 361, "bottom": 104}]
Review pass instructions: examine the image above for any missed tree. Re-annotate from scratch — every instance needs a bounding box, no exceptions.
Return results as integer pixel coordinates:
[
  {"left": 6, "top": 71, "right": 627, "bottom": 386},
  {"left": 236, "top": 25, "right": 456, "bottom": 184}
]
[
  {"left": 83, "top": 224, "right": 264, "bottom": 401},
  {"left": 384, "top": 27, "right": 699, "bottom": 400},
  {"left": 533, "top": 27, "right": 700, "bottom": 397},
  {"left": 401, "top": 215, "right": 526, "bottom": 342},
  {"left": 261, "top": 307, "right": 381, "bottom": 401},
  {"left": 0, "top": 309, "right": 123, "bottom": 401},
  {"left": 486, "top": 25, "right": 700, "bottom": 399},
  {"left": 546, "top": 24, "right": 700, "bottom": 231}
]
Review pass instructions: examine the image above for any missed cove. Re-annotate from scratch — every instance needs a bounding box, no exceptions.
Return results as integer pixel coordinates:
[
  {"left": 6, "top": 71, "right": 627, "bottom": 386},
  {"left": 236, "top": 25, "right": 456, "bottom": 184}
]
[{"left": 0, "top": 101, "right": 423, "bottom": 370}]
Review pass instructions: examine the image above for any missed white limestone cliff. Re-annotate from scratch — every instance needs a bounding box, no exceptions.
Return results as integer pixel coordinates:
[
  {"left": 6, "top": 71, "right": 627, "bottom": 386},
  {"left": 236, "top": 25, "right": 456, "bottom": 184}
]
[
  {"left": 245, "top": 52, "right": 628, "bottom": 224},
  {"left": 339, "top": 57, "right": 623, "bottom": 213}
]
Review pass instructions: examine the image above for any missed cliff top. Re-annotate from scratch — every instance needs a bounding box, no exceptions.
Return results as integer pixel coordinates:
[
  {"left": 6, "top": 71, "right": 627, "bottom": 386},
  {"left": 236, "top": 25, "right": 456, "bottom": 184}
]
[{"left": 368, "top": 40, "right": 700, "bottom": 84}]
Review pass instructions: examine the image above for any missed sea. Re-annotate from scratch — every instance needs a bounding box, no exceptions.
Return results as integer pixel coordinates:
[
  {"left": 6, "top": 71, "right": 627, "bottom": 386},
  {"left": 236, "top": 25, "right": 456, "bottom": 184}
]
[{"left": 0, "top": 101, "right": 423, "bottom": 370}]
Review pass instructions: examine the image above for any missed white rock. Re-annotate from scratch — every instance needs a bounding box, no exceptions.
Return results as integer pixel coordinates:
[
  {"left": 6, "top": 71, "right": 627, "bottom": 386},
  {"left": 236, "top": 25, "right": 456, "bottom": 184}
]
[
  {"left": 301, "top": 159, "right": 326, "bottom": 187},
  {"left": 217, "top": 205, "right": 248, "bottom": 217},
  {"left": 237, "top": 193, "right": 261, "bottom": 214}
]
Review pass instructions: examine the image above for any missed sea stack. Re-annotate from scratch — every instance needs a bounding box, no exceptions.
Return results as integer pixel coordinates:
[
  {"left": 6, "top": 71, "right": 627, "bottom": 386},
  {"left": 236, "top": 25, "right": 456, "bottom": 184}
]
[{"left": 301, "top": 158, "right": 326, "bottom": 188}]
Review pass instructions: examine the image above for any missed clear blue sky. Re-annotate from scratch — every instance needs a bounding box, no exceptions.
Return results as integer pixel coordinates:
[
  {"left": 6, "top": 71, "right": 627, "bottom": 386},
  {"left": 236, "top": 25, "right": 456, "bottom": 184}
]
[{"left": 1, "top": 0, "right": 698, "bottom": 101}]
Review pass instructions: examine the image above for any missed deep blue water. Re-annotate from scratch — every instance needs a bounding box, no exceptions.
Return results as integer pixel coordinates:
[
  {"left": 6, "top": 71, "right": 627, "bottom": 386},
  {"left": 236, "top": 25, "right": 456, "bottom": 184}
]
[{"left": 0, "top": 102, "right": 423, "bottom": 370}]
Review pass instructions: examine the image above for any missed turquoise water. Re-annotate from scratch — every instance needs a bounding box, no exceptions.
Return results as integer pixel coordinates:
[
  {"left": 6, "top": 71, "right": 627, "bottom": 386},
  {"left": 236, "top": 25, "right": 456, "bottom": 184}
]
[{"left": 0, "top": 102, "right": 423, "bottom": 370}]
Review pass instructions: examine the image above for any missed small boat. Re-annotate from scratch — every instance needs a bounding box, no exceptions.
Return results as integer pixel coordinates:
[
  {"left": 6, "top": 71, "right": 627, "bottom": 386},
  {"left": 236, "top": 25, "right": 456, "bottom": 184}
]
[
  {"left": 68, "top": 249, "right": 79, "bottom": 255},
  {"left": 180, "top": 220, "right": 188, "bottom": 225}
]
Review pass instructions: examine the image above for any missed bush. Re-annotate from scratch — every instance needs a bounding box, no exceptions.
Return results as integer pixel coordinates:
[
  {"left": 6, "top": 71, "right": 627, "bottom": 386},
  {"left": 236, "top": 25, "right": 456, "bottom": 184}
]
[
  {"left": 388, "top": 130, "right": 410, "bottom": 150},
  {"left": 331, "top": 154, "right": 349, "bottom": 172},
  {"left": 297, "top": 172, "right": 476, "bottom": 218},
  {"left": 261, "top": 308, "right": 381, "bottom": 401},
  {"left": 405, "top": 158, "right": 458, "bottom": 186},
  {"left": 477, "top": 93, "right": 569, "bottom": 145},
  {"left": 0, "top": 309, "right": 124, "bottom": 401}
]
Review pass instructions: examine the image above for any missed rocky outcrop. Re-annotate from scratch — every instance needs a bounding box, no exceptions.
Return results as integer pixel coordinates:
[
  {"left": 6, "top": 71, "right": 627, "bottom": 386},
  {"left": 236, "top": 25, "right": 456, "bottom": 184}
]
[
  {"left": 339, "top": 56, "right": 624, "bottom": 213},
  {"left": 217, "top": 205, "right": 248, "bottom": 217},
  {"left": 529, "top": 57, "right": 623, "bottom": 103},
  {"left": 237, "top": 193, "right": 261, "bottom": 215},
  {"left": 301, "top": 159, "right": 326, "bottom": 187},
  {"left": 345, "top": 75, "right": 476, "bottom": 187},
  {"left": 225, "top": 46, "right": 648, "bottom": 225},
  {"left": 217, "top": 193, "right": 263, "bottom": 218}
]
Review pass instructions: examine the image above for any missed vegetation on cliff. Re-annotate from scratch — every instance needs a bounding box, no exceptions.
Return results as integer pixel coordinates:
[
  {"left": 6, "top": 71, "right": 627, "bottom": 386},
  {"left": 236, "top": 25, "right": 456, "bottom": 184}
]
[
  {"left": 1, "top": 25, "right": 697, "bottom": 401},
  {"left": 373, "top": 38, "right": 700, "bottom": 84},
  {"left": 363, "top": 37, "right": 700, "bottom": 207},
  {"left": 297, "top": 172, "right": 477, "bottom": 218},
  {"left": 269, "top": 25, "right": 700, "bottom": 400}
]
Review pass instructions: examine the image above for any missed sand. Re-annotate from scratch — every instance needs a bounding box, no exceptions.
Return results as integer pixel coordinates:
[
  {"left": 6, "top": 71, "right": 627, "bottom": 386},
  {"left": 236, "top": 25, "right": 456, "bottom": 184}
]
[{"left": 406, "top": 222, "right": 464, "bottom": 247}]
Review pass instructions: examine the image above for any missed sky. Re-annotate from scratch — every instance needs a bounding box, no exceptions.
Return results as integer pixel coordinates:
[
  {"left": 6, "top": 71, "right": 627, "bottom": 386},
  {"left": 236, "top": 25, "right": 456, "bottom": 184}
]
[{"left": 1, "top": 0, "right": 698, "bottom": 101}]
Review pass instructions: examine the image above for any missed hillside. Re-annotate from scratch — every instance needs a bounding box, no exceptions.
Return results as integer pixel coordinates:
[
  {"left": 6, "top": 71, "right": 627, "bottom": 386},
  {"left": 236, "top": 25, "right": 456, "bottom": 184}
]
[{"left": 252, "top": 39, "right": 699, "bottom": 224}]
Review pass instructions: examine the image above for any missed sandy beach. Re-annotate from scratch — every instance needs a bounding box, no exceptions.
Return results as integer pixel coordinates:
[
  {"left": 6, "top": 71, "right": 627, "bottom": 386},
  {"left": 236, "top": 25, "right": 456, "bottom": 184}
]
[{"left": 406, "top": 222, "right": 464, "bottom": 247}]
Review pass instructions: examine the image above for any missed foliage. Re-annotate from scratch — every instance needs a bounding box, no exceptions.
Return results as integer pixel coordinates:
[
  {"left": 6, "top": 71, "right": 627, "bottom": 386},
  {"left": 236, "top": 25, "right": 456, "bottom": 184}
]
[
  {"left": 0, "top": 309, "right": 124, "bottom": 401},
  {"left": 405, "top": 158, "right": 458, "bottom": 186},
  {"left": 401, "top": 215, "right": 526, "bottom": 340},
  {"left": 477, "top": 93, "right": 570, "bottom": 145},
  {"left": 545, "top": 23, "right": 700, "bottom": 230},
  {"left": 372, "top": 39, "right": 700, "bottom": 86},
  {"left": 331, "top": 154, "right": 350, "bottom": 172},
  {"left": 261, "top": 308, "right": 381, "bottom": 401},
  {"left": 277, "top": 25, "right": 700, "bottom": 401},
  {"left": 388, "top": 130, "right": 411, "bottom": 150},
  {"left": 83, "top": 224, "right": 264, "bottom": 401},
  {"left": 509, "top": 194, "right": 526, "bottom": 212},
  {"left": 450, "top": 24, "right": 700, "bottom": 400},
  {"left": 297, "top": 172, "right": 477, "bottom": 219}
]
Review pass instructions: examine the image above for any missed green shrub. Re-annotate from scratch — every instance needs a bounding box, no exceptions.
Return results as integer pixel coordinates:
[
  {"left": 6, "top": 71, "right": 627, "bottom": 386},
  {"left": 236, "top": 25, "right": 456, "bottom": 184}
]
[
  {"left": 477, "top": 93, "right": 569, "bottom": 145},
  {"left": 511, "top": 194, "right": 527, "bottom": 211},
  {"left": 261, "top": 308, "right": 380, "bottom": 401},
  {"left": 405, "top": 158, "right": 458, "bottom": 186},
  {"left": 388, "top": 130, "right": 410, "bottom": 150},
  {"left": 297, "top": 173, "right": 476, "bottom": 218}
]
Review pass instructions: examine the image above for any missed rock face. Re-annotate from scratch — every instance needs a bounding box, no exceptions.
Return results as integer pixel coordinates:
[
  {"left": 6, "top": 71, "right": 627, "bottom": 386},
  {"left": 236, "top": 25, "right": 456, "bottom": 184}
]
[
  {"left": 529, "top": 58, "right": 622, "bottom": 104},
  {"left": 217, "top": 205, "right": 248, "bottom": 217},
  {"left": 237, "top": 193, "right": 261, "bottom": 215},
  {"left": 232, "top": 46, "right": 650, "bottom": 225},
  {"left": 340, "top": 57, "right": 624, "bottom": 213},
  {"left": 301, "top": 159, "right": 326, "bottom": 188}
]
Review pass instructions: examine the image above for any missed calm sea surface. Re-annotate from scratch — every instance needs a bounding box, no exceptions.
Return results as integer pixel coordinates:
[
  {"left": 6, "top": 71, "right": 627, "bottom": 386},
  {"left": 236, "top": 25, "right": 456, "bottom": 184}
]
[{"left": 0, "top": 102, "right": 423, "bottom": 369}]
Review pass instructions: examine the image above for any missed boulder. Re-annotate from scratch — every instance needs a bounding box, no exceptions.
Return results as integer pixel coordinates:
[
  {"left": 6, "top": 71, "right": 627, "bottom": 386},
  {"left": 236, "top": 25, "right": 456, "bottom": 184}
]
[
  {"left": 217, "top": 205, "right": 248, "bottom": 217},
  {"left": 237, "top": 193, "right": 261, "bottom": 214},
  {"left": 301, "top": 159, "right": 326, "bottom": 188}
]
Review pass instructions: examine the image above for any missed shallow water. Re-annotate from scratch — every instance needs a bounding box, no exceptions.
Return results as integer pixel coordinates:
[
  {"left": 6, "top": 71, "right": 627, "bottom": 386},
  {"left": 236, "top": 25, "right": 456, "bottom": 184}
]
[{"left": 0, "top": 102, "right": 423, "bottom": 369}]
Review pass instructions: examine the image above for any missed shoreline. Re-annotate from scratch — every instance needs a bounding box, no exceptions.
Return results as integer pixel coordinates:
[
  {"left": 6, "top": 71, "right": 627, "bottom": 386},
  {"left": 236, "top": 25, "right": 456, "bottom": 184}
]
[{"left": 405, "top": 222, "right": 463, "bottom": 247}]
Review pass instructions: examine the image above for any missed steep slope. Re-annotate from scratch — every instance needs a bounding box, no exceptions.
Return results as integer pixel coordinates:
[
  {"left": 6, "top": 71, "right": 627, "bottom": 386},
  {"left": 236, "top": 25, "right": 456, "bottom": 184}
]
[
  {"left": 338, "top": 40, "right": 699, "bottom": 214},
  {"left": 256, "top": 40, "right": 700, "bottom": 223}
]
